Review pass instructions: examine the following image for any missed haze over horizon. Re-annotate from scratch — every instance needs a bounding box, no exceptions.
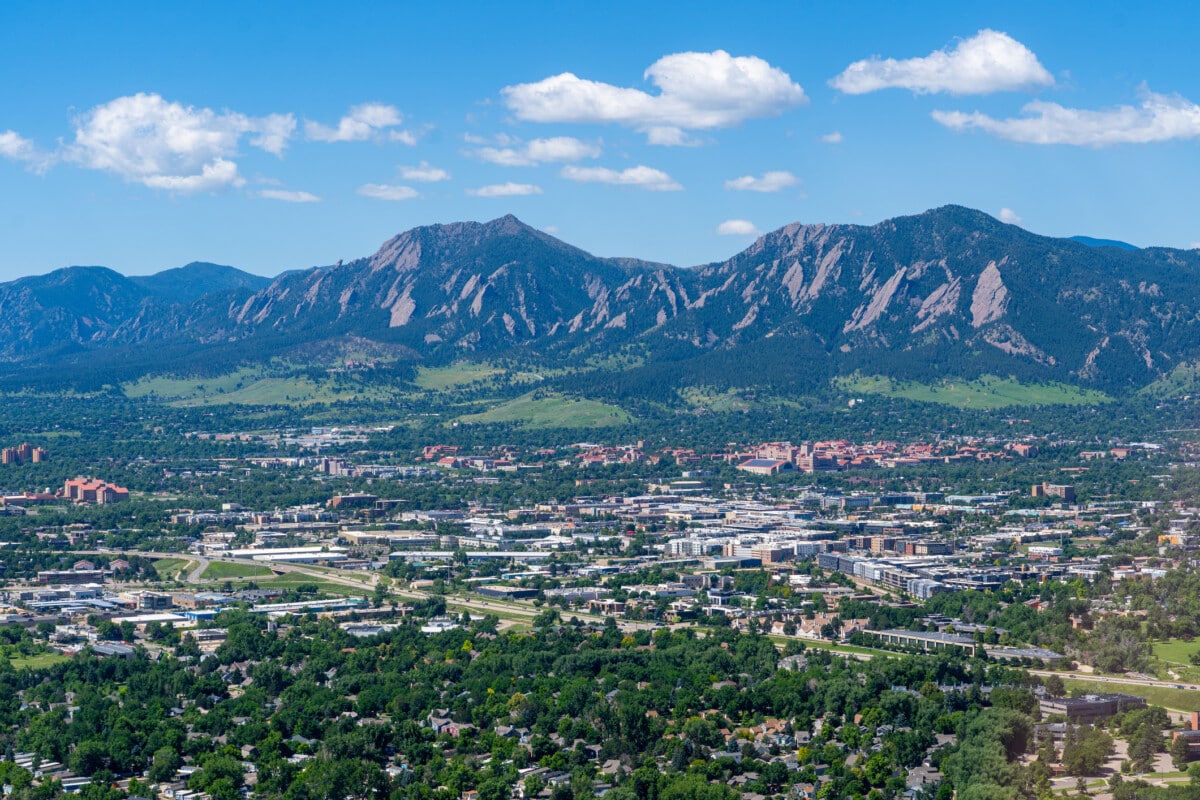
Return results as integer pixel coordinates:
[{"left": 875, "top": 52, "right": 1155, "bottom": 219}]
[{"left": 3, "top": 1, "right": 1199, "bottom": 279}]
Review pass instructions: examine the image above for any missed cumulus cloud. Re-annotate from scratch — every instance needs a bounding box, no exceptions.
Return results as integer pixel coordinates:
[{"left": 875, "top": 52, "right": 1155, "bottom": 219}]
[
  {"left": 831, "top": 30, "right": 1053, "bottom": 95},
  {"left": 258, "top": 188, "right": 320, "bottom": 203},
  {"left": 305, "top": 103, "right": 412, "bottom": 143},
  {"left": 398, "top": 161, "right": 450, "bottom": 182},
  {"left": 645, "top": 126, "right": 704, "bottom": 146},
  {"left": 476, "top": 136, "right": 602, "bottom": 166},
  {"left": 247, "top": 114, "right": 299, "bottom": 155},
  {"left": 357, "top": 183, "right": 419, "bottom": 201},
  {"left": 466, "top": 182, "right": 543, "bottom": 197},
  {"left": 502, "top": 50, "right": 806, "bottom": 143},
  {"left": 821, "top": 131, "right": 844, "bottom": 143},
  {"left": 560, "top": 165, "right": 682, "bottom": 191},
  {"left": 0, "top": 130, "right": 54, "bottom": 171},
  {"left": 998, "top": 208, "right": 1022, "bottom": 224},
  {"left": 932, "top": 88, "right": 1200, "bottom": 145},
  {"left": 724, "top": 170, "right": 797, "bottom": 193},
  {"left": 716, "top": 219, "right": 760, "bottom": 235},
  {"left": 63, "top": 93, "right": 295, "bottom": 192}
]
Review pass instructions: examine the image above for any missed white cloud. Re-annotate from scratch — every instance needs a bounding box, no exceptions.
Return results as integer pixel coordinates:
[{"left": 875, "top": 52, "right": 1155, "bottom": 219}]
[
  {"left": 357, "top": 183, "right": 419, "bottom": 201},
  {"left": 502, "top": 50, "right": 806, "bottom": 143},
  {"left": 143, "top": 160, "right": 244, "bottom": 192},
  {"left": 717, "top": 219, "right": 760, "bottom": 236},
  {"left": 831, "top": 30, "right": 1053, "bottom": 95},
  {"left": 398, "top": 161, "right": 450, "bottom": 182},
  {"left": 821, "top": 131, "right": 844, "bottom": 143},
  {"left": 63, "top": 93, "right": 293, "bottom": 192},
  {"left": 724, "top": 170, "right": 797, "bottom": 193},
  {"left": 998, "top": 207, "right": 1022, "bottom": 224},
  {"left": 466, "top": 182, "right": 543, "bottom": 197},
  {"left": 560, "top": 165, "right": 682, "bottom": 191},
  {"left": 248, "top": 114, "right": 298, "bottom": 155},
  {"left": 258, "top": 188, "right": 320, "bottom": 203},
  {"left": 933, "top": 88, "right": 1200, "bottom": 145},
  {"left": 476, "top": 136, "right": 602, "bottom": 166},
  {"left": 0, "top": 130, "right": 55, "bottom": 172},
  {"left": 305, "top": 103, "right": 409, "bottom": 143},
  {"left": 645, "top": 126, "right": 704, "bottom": 146}
]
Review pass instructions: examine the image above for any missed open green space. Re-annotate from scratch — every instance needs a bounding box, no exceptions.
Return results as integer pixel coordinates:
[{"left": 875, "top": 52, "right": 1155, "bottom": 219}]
[
  {"left": 836, "top": 374, "right": 1112, "bottom": 409},
  {"left": 7, "top": 651, "right": 70, "bottom": 670},
  {"left": 1140, "top": 362, "right": 1200, "bottom": 399},
  {"left": 201, "top": 561, "right": 273, "bottom": 579},
  {"left": 1150, "top": 638, "right": 1200, "bottom": 683},
  {"left": 229, "top": 573, "right": 369, "bottom": 598},
  {"left": 413, "top": 362, "right": 547, "bottom": 392},
  {"left": 152, "top": 558, "right": 194, "bottom": 576},
  {"left": 1060, "top": 677, "right": 1200, "bottom": 712},
  {"left": 124, "top": 367, "right": 396, "bottom": 407},
  {"left": 457, "top": 392, "right": 631, "bottom": 429},
  {"left": 1153, "top": 638, "right": 1200, "bottom": 664},
  {"left": 413, "top": 362, "right": 506, "bottom": 391},
  {"left": 678, "top": 386, "right": 755, "bottom": 413}
]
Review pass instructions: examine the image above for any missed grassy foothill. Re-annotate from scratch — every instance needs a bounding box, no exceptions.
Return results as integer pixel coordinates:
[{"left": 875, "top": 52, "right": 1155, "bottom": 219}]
[
  {"left": 836, "top": 374, "right": 1111, "bottom": 409},
  {"left": 124, "top": 368, "right": 395, "bottom": 407},
  {"left": 456, "top": 392, "right": 631, "bottom": 429}
]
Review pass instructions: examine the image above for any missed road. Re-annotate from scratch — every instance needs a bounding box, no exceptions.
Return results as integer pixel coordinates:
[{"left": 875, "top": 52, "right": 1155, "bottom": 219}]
[{"left": 1027, "top": 668, "right": 1200, "bottom": 693}]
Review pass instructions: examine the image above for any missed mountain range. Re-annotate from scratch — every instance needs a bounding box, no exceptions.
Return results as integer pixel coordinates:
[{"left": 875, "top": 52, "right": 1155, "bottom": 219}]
[{"left": 5, "top": 205, "right": 1200, "bottom": 394}]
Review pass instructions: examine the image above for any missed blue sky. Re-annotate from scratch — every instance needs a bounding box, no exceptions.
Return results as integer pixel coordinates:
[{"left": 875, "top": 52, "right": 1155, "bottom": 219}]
[{"left": 3, "top": 1, "right": 1200, "bottom": 279}]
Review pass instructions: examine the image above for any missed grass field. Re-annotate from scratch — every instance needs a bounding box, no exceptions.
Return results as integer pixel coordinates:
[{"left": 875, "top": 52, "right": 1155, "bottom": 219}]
[
  {"left": 201, "top": 561, "right": 273, "bottom": 579},
  {"left": 124, "top": 368, "right": 396, "bottom": 407},
  {"left": 1061, "top": 678, "right": 1200, "bottom": 711},
  {"left": 1150, "top": 638, "right": 1200, "bottom": 682},
  {"left": 413, "top": 362, "right": 546, "bottom": 392},
  {"left": 8, "top": 652, "right": 70, "bottom": 670},
  {"left": 230, "top": 574, "right": 370, "bottom": 598},
  {"left": 1153, "top": 639, "right": 1200, "bottom": 664},
  {"left": 152, "top": 558, "right": 194, "bottom": 577},
  {"left": 678, "top": 386, "right": 755, "bottom": 413},
  {"left": 1140, "top": 363, "right": 1200, "bottom": 399},
  {"left": 414, "top": 362, "right": 506, "bottom": 391},
  {"left": 457, "top": 392, "right": 631, "bottom": 429},
  {"left": 836, "top": 374, "right": 1112, "bottom": 409}
]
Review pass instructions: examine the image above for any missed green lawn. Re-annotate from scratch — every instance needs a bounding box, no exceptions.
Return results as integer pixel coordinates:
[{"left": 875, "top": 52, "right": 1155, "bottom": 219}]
[
  {"left": 229, "top": 574, "right": 370, "bottom": 598},
  {"left": 457, "top": 392, "right": 631, "bottom": 429},
  {"left": 836, "top": 374, "right": 1112, "bottom": 409},
  {"left": 152, "top": 558, "right": 194, "bottom": 576},
  {"left": 1061, "top": 678, "right": 1200, "bottom": 712},
  {"left": 201, "top": 561, "right": 273, "bottom": 579},
  {"left": 1153, "top": 638, "right": 1200, "bottom": 664},
  {"left": 8, "top": 652, "right": 70, "bottom": 670},
  {"left": 1150, "top": 638, "right": 1200, "bottom": 683}
]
